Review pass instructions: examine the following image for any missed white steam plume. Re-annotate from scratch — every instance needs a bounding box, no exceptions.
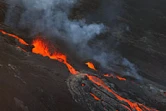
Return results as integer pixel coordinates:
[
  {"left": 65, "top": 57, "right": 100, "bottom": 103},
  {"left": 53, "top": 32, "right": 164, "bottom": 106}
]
[
  {"left": 5, "top": 0, "right": 141, "bottom": 79},
  {"left": 5, "top": 0, "right": 105, "bottom": 44}
]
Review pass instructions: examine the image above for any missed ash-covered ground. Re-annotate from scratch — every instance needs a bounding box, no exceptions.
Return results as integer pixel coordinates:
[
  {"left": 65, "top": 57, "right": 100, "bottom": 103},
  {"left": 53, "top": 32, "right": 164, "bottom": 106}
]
[{"left": 0, "top": 0, "right": 166, "bottom": 111}]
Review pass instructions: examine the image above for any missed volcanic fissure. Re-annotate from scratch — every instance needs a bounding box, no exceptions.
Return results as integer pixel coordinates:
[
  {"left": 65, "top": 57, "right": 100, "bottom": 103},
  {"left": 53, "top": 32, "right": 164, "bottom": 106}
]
[{"left": 0, "top": 30, "right": 159, "bottom": 111}]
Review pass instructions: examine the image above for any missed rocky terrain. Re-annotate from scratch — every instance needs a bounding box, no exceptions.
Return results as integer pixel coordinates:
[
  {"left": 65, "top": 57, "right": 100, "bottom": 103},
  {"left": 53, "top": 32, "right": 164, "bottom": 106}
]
[
  {"left": 0, "top": 0, "right": 166, "bottom": 111},
  {"left": 0, "top": 26, "right": 88, "bottom": 111}
]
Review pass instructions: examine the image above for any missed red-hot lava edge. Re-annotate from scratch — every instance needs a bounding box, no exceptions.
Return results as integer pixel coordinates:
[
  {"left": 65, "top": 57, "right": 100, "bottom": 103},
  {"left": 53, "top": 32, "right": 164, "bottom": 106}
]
[{"left": 0, "top": 30, "right": 158, "bottom": 111}]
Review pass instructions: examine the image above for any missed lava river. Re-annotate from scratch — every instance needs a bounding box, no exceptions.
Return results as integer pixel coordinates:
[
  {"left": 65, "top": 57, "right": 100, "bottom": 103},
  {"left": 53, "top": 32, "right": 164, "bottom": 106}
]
[{"left": 0, "top": 30, "right": 158, "bottom": 111}]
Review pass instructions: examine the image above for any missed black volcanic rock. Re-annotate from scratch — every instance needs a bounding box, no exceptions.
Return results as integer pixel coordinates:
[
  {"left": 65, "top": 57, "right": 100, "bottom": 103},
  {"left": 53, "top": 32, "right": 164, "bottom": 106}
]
[
  {"left": 67, "top": 74, "right": 166, "bottom": 111},
  {"left": 69, "top": 0, "right": 166, "bottom": 87},
  {"left": 0, "top": 0, "right": 166, "bottom": 111},
  {"left": 0, "top": 28, "right": 87, "bottom": 111}
]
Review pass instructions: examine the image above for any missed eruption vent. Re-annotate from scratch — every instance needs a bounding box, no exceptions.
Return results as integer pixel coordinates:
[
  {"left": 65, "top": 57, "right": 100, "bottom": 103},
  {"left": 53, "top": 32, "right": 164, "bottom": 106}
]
[{"left": 32, "top": 37, "right": 78, "bottom": 75}]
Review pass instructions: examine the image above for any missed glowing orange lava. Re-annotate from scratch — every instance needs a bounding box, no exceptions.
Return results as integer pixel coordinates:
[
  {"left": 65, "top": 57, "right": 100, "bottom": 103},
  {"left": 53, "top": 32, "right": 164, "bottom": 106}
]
[
  {"left": 90, "top": 93, "right": 100, "bottom": 101},
  {"left": 116, "top": 76, "right": 126, "bottom": 81},
  {"left": 86, "top": 75, "right": 157, "bottom": 111},
  {"left": 0, "top": 30, "right": 29, "bottom": 45},
  {"left": 32, "top": 37, "right": 78, "bottom": 75},
  {"left": 121, "top": 104, "right": 132, "bottom": 111},
  {"left": 85, "top": 61, "right": 126, "bottom": 81},
  {"left": 104, "top": 74, "right": 126, "bottom": 81},
  {"left": 0, "top": 30, "right": 157, "bottom": 111},
  {"left": 86, "top": 62, "right": 97, "bottom": 71}
]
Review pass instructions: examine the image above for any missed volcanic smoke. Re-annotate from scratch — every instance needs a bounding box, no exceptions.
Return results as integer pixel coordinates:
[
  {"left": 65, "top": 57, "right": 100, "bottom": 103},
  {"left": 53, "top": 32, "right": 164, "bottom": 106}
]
[
  {"left": 0, "top": 30, "right": 158, "bottom": 111},
  {"left": 5, "top": 0, "right": 141, "bottom": 79}
]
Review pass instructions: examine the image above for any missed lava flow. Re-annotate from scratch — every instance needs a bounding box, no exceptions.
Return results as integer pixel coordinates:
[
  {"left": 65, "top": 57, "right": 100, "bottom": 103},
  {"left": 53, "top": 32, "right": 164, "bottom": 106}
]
[
  {"left": 0, "top": 30, "right": 29, "bottom": 45},
  {"left": 104, "top": 74, "right": 126, "bottom": 81},
  {"left": 31, "top": 37, "right": 157, "bottom": 111},
  {"left": 85, "top": 61, "right": 126, "bottom": 81},
  {"left": 86, "top": 62, "right": 97, "bottom": 71},
  {"left": 86, "top": 75, "right": 157, "bottom": 111},
  {"left": 0, "top": 30, "right": 158, "bottom": 111},
  {"left": 32, "top": 37, "right": 78, "bottom": 75},
  {"left": 90, "top": 93, "right": 100, "bottom": 101}
]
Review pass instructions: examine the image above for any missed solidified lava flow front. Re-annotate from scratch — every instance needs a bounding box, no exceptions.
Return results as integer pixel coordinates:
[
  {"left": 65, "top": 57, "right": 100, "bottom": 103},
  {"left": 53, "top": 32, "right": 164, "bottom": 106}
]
[{"left": 0, "top": 30, "right": 159, "bottom": 111}]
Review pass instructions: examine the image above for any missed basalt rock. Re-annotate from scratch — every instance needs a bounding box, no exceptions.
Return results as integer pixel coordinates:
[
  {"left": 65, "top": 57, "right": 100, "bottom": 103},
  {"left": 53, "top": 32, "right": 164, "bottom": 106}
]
[{"left": 67, "top": 73, "right": 166, "bottom": 111}]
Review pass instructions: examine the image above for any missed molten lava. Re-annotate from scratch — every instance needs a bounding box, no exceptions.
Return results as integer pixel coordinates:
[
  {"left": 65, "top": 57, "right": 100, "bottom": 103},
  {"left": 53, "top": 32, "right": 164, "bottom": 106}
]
[
  {"left": 0, "top": 30, "right": 158, "bottom": 111},
  {"left": 104, "top": 74, "right": 126, "bottom": 81},
  {"left": 86, "top": 62, "right": 97, "bottom": 71},
  {"left": 85, "top": 61, "right": 126, "bottom": 81},
  {"left": 90, "top": 93, "right": 100, "bottom": 101},
  {"left": 86, "top": 75, "right": 157, "bottom": 111},
  {"left": 121, "top": 104, "right": 132, "bottom": 111},
  {"left": 32, "top": 37, "right": 78, "bottom": 75},
  {"left": 0, "top": 30, "right": 29, "bottom": 45}
]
